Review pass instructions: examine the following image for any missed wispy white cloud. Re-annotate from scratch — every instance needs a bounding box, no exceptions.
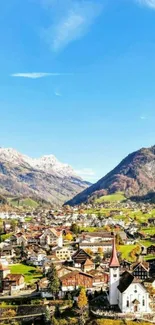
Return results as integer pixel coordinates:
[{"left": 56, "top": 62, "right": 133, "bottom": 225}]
[
  {"left": 42, "top": 0, "right": 103, "bottom": 51},
  {"left": 136, "top": 0, "right": 155, "bottom": 8},
  {"left": 140, "top": 115, "right": 147, "bottom": 120},
  {"left": 75, "top": 168, "right": 96, "bottom": 181},
  {"left": 11, "top": 72, "right": 72, "bottom": 79},
  {"left": 55, "top": 91, "right": 62, "bottom": 97}
]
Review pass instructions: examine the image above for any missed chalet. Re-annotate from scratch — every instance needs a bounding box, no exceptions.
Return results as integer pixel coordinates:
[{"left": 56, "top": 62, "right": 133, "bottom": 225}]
[
  {"left": 0, "top": 245, "right": 15, "bottom": 261},
  {"left": 82, "top": 259, "right": 95, "bottom": 273},
  {"left": 3, "top": 274, "right": 25, "bottom": 293},
  {"left": 60, "top": 270, "right": 93, "bottom": 292},
  {"left": 143, "top": 278, "right": 155, "bottom": 289},
  {"left": 120, "top": 260, "right": 132, "bottom": 271},
  {"left": 0, "top": 262, "right": 25, "bottom": 294},
  {"left": 40, "top": 229, "right": 63, "bottom": 248},
  {"left": 132, "top": 262, "right": 149, "bottom": 280},
  {"left": 148, "top": 218, "right": 155, "bottom": 225},
  {"left": 88, "top": 269, "right": 109, "bottom": 287},
  {"left": 27, "top": 252, "right": 47, "bottom": 266},
  {"left": 56, "top": 266, "right": 73, "bottom": 278},
  {"left": 72, "top": 249, "right": 92, "bottom": 268},
  {"left": 146, "top": 245, "right": 155, "bottom": 255}
]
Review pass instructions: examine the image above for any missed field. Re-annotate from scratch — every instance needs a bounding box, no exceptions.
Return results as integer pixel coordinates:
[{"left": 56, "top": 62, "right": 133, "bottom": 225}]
[
  {"left": 0, "top": 233, "right": 13, "bottom": 242},
  {"left": 118, "top": 245, "right": 137, "bottom": 262},
  {"left": 140, "top": 240, "right": 154, "bottom": 247},
  {"left": 9, "top": 264, "right": 42, "bottom": 283},
  {"left": 141, "top": 227, "right": 155, "bottom": 236},
  {"left": 95, "top": 192, "right": 126, "bottom": 203},
  {"left": 9, "top": 197, "right": 39, "bottom": 208}
]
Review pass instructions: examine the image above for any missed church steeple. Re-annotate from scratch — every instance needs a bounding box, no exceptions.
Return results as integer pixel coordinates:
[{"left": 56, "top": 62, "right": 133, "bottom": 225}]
[
  {"left": 109, "top": 236, "right": 120, "bottom": 268},
  {"left": 109, "top": 236, "right": 120, "bottom": 305}
]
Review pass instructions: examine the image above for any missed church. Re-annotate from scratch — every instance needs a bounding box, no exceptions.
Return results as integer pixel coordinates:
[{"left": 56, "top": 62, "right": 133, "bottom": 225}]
[{"left": 108, "top": 238, "right": 151, "bottom": 314}]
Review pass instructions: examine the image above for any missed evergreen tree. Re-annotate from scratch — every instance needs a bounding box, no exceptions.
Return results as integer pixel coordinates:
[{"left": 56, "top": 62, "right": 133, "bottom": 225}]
[{"left": 47, "top": 264, "right": 60, "bottom": 298}]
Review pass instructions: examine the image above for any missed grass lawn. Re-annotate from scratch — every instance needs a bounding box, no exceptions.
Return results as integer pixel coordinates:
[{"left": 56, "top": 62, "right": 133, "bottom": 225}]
[
  {"left": 1, "top": 233, "right": 13, "bottom": 242},
  {"left": 140, "top": 240, "right": 155, "bottom": 247},
  {"left": 141, "top": 227, "right": 155, "bottom": 236},
  {"left": 118, "top": 244, "right": 137, "bottom": 262},
  {"left": 95, "top": 192, "right": 126, "bottom": 203},
  {"left": 9, "top": 264, "right": 42, "bottom": 283},
  {"left": 145, "top": 254, "right": 155, "bottom": 261},
  {"left": 25, "top": 217, "right": 32, "bottom": 222}
]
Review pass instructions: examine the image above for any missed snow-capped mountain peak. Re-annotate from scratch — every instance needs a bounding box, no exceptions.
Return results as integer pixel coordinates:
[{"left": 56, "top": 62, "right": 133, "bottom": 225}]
[{"left": 0, "top": 148, "right": 79, "bottom": 179}]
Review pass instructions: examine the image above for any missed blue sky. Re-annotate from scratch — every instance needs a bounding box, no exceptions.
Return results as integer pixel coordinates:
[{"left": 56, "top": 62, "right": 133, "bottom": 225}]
[{"left": 0, "top": 0, "right": 155, "bottom": 182}]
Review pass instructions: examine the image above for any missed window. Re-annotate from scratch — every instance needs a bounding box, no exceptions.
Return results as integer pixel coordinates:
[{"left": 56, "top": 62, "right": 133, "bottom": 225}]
[
  {"left": 143, "top": 298, "right": 145, "bottom": 306},
  {"left": 127, "top": 300, "right": 129, "bottom": 307}
]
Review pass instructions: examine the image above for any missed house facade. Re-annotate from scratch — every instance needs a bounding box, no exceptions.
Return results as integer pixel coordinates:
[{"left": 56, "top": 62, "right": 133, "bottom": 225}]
[{"left": 60, "top": 270, "right": 93, "bottom": 292}]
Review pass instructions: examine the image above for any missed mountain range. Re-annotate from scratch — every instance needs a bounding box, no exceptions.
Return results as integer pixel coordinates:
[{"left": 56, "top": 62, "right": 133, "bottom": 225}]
[
  {"left": 0, "top": 148, "right": 90, "bottom": 206},
  {"left": 67, "top": 145, "right": 155, "bottom": 206}
]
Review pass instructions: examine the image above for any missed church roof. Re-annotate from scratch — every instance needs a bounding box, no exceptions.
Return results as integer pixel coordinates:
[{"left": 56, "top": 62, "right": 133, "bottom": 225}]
[
  {"left": 117, "top": 271, "right": 134, "bottom": 293},
  {"left": 118, "top": 271, "right": 147, "bottom": 293},
  {"left": 109, "top": 237, "right": 120, "bottom": 268}
]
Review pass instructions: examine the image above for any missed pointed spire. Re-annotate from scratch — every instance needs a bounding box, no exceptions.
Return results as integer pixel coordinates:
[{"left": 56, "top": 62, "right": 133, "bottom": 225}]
[{"left": 109, "top": 236, "right": 120, "bottom": 268}]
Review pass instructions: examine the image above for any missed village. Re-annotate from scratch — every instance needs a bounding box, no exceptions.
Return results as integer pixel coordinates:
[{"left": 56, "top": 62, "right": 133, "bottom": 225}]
[{"left": 0, "top": 197, "right": 155, "bottom": 324}]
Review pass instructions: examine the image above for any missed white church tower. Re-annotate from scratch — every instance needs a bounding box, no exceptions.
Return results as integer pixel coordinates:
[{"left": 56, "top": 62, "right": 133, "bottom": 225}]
[
  {"left": 109, "top": 237, "right": 120, "bottom": 305},
  {"left": 58, "top": 231, "right": 63, "bottom": 248}
]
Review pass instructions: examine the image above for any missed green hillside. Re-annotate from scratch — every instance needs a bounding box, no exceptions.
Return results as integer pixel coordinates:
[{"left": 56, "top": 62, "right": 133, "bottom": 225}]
[
  {"left": 9, "top": 197, "right": 39, "bottom": 208},
  {"left": 95, "top": 192, "right": 126, "bottom": 203}
]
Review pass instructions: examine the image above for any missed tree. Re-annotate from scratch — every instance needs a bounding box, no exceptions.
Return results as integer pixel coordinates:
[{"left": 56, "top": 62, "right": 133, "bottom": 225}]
[
  {"left": 65, "top": 233, "right": 73, "bottom": 241},
  {"left": 77, "top": 288, "right": 88, "bottom": 310},
  {"left": 94, "top": 255, "right": 102, "bottom": 265},
  {"left": 85, "top": 248, "right": 93, "bottom": 256},
  {"left": 47, "top": 264, "right": 60, "bottom": 298},
  {"left": 115, "top": 234, "right": 124, "bottom": 245},
  {"left": 77, "top": 288, "right": 88, "bottom": 325},
  {"left": 2, "top": 309, "right": 17, "bottom": 325},
  {"left": 70, "top": 223, "right": 80, "bottom": 235},
  {"left": 98, "top": 247, "right": 103, "bottom": 255},
  {"left": 59, "top": 320, "right": 68, "bottom": 325},
  {"left": 51, "top": 316, "right": 59, "bottom": 325}
]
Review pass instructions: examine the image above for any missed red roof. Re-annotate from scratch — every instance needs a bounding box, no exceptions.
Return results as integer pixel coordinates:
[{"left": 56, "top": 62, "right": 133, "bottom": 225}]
[{"left": 109, "top": 237, "right": 120, "bottom": 268}]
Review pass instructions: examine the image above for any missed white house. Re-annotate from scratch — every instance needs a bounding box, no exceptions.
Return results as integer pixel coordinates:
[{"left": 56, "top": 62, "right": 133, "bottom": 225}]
[{"left": 108, "top": 238, "right": 151, "bottom": 314}]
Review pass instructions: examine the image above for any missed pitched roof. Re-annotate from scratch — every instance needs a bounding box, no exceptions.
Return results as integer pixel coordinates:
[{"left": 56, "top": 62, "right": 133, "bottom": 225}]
[
  {"left": 117, "top": 271, "right": 134, "bottom": 293},
  {"left": 83, "top": 258, "right": 94, "bottom": 266},
  {"left": 132, "top": 261, "right": 149, "bottom": 272},
  {"left": 5, "top": 274, "right": 24, "bottom": 283},
  {"left": 60, "top": 270, "right": 93, "bottom": 281},
  {"left": 132, "top": 299, "right": 140, "bottom": 305},
  {"left": 118, "top": 271, "right": 146, "bottom": 293},
  {"left": 109, "top": 237, "right": 120, "bottom": 268}
]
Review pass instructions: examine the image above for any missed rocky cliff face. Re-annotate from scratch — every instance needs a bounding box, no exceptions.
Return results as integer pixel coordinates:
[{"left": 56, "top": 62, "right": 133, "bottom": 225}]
[
  {"left": 67, "top": 146, "right": 155, "bottom": 206},
  {"left": 0, "top": 148, "right": 90, "bottom": 206}
]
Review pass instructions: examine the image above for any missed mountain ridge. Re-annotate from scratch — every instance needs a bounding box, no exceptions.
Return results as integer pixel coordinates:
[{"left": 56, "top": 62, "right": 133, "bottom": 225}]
[
  {"left": 66, "top": 145, "right": 155, "bottom": 206},
  {"left": 0, "top": 148, "right": 90, "bottom": 206}
]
